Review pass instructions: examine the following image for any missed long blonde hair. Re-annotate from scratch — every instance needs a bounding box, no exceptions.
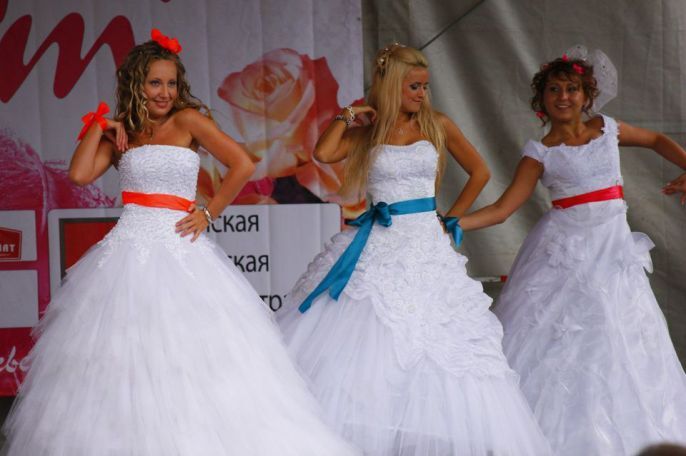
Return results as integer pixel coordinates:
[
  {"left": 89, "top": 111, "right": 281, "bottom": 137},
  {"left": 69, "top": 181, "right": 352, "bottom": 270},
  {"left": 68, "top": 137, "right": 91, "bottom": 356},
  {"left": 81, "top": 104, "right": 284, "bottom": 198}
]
[{"left": 340, "top": 44, "right": 446, "bottom": 198}]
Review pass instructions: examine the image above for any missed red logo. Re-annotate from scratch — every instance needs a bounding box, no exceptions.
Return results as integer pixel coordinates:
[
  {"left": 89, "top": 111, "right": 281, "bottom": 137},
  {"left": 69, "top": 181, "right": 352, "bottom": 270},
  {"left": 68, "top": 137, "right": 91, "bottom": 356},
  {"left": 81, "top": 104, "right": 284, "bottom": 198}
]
[
  {"left": 0, "top": 11, "right": 134, "bottom": 102},
  {"left": 0, "top": 227, "right": 21, "bottom": 260}
]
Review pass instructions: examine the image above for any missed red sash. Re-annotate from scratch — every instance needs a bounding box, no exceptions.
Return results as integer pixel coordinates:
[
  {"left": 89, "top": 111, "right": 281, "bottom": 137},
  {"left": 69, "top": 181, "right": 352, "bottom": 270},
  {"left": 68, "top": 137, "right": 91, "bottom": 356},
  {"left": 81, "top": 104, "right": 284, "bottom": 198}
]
[
  {"left": 552, "top": 185, "right": 624, "bottom": 209},
  {"left": 121, "top": 191, "right": 194, "bottom": 212}
]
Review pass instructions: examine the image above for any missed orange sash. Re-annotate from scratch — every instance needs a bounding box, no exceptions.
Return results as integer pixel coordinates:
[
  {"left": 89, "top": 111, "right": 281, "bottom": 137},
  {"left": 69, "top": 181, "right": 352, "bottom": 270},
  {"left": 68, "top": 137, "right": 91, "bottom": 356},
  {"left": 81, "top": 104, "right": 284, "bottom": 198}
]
[{"left": 121, "top": 191, "right": 194, "bottom": 212}]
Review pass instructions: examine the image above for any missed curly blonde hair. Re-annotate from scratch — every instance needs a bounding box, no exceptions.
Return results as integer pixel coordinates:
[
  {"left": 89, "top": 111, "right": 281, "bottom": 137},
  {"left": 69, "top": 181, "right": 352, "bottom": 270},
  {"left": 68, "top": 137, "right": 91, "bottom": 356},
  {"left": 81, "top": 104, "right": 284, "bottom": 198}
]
[{"left": 115, "top": 41, "right": 209, "bottom": 137}]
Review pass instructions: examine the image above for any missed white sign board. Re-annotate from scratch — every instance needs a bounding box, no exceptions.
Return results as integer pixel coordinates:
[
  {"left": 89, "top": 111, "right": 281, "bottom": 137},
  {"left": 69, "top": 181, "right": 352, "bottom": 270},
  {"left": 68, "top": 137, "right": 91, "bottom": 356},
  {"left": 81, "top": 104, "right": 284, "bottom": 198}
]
[{"left": 48, "top": 204, "right": 341, "bottom": 311}]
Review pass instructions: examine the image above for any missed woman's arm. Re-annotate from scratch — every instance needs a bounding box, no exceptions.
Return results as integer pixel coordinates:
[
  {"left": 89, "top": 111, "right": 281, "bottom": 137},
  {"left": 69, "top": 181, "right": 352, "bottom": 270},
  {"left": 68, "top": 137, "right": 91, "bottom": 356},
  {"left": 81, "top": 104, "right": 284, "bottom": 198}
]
[
  {"left": 439, "top": 114, "right": 490, "bottom": 218},
  {"left": 618, "top": 121, "right": 686, "bottom": 169},
  {"left": 174, "top": 109, "right": 255, "bottom": 241},
  {"left": 313, "top": 106, "right": 376, "bottom": 163},
  {"left": 68, "top": 119, "right": 126, "bottom": 185},
  {"left": 459, "top": 157, "right": 542, "bottom": 231},
  {"left": 618, "top": 121, "right": 686, "bottom": 206}
]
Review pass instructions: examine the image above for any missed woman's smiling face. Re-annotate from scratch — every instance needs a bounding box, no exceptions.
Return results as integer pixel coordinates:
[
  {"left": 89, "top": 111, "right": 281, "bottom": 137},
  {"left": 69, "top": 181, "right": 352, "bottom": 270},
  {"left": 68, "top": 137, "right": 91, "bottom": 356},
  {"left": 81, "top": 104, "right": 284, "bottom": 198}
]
[{"left": 143, "top": 59, "right": 178, "bottom": 119}]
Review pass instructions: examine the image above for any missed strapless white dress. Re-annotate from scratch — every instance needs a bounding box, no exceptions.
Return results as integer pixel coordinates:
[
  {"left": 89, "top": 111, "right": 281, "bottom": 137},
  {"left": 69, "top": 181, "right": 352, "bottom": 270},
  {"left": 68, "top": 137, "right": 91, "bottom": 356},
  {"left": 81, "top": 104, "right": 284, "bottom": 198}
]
[
  {"left": 279, "top": 140, "right": 552, "bottom": 455},
  {"left": 1, "top": 145, "right": 359, "bottom": 456}
]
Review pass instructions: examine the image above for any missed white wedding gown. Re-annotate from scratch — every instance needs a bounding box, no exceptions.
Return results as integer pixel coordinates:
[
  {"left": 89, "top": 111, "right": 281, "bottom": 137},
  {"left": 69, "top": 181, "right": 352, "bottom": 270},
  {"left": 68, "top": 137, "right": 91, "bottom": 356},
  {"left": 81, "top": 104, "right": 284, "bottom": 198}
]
[
  {"left": 495, "top": 115, "right": 686, "bottom": 455},
  {"left": 279, "top": 140, "right": 552, "bottom": 455},
  {"left": 1, "top": 145, "right": 359, "bottom": 456}
]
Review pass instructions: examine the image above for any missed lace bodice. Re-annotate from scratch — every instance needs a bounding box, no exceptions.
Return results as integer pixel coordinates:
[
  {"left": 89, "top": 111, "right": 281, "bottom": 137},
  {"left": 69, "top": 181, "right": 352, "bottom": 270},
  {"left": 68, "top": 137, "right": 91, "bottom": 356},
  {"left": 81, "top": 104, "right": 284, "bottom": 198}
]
[
  {"left": 522, "top": 115, "right": 623, "bottom": 200},
  {"left": 367, "top": 140, "right": 438, "bottom": 203},
  {"left": 288, "top": 140, "right": 514, "bottom": 379},
  {"left": 119, "top": 145, "right": 199, "bottom": 199},
  {"left": 97, "top": 145, "right": 210, "bottom": 267}
]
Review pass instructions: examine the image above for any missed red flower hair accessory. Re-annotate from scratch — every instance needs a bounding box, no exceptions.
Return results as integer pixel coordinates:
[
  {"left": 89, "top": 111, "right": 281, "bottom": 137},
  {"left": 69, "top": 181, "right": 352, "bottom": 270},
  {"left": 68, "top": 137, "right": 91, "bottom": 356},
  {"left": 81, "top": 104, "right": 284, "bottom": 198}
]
[
  {"left": 535, "top": 111, "right": 546, "bottom": 119},
  {"left": 561, "top": 53, "right": 569, "bottom": 62},
  {"left": 151, "top": 28, "right": 182, "bottom": 54},
  {"left": 77, "top": 101, "right": 109, "bottom": 140},
  {"left": 572, "top": 63, "right": 585, "bottom": 75}
]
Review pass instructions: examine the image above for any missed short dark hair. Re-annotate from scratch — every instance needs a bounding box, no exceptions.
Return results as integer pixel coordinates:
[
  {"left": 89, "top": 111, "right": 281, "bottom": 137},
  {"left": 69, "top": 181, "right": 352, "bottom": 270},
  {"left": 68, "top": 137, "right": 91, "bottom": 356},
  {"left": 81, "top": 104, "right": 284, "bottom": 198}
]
[{"left": 531, "top": 57, "right": 599, "bottom": 124}]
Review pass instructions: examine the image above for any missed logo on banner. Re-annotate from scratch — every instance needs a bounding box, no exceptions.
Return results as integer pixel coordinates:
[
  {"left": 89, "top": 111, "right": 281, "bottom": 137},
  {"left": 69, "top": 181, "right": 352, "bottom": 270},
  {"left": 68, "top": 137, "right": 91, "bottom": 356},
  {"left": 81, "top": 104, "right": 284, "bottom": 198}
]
[
  {"left": 0, "top": 227, "right": 21, "bottom": 260},
  {"left": 0, "top": 9, "right": 134, "bottom": 101}
]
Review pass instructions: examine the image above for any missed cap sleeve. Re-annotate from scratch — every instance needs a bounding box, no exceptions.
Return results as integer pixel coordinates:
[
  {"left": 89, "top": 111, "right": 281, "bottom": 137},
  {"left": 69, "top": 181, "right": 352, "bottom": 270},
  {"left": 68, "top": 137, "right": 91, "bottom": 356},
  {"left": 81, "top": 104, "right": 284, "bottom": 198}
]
[
  {"left": 599, "top": 114, "right": 619, "bottom": 137},
  {"left": 521, "top": 140, "right": 545, "bottom": 163}
]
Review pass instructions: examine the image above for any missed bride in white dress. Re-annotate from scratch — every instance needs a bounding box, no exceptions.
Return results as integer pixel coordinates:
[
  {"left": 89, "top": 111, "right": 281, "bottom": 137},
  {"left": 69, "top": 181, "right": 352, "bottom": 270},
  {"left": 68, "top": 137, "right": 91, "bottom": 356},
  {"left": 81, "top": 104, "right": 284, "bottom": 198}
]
[
  {"left": 1, "top": 32, "right": 358, "bottom": 456},
  {"left": 278, "top": 43, "right": 552, "bottom": 456},
  {"left": 460, "top": 49, "right": 686, "bottom": 455}
]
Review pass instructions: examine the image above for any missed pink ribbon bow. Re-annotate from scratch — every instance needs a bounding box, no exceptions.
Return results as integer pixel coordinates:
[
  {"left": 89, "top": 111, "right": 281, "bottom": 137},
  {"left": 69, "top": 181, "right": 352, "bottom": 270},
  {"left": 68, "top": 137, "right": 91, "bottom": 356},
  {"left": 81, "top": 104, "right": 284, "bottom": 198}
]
[{"left": 572, "top": 63, "right": 585, "bottom": 75}]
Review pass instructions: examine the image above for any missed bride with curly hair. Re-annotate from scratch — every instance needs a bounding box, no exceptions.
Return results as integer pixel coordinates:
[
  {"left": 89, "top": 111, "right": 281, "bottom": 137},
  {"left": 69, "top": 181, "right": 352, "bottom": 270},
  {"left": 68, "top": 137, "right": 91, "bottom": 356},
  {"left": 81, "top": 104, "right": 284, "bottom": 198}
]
[{"left": 1, "top": 30, "right": 359, "bottom": 456}]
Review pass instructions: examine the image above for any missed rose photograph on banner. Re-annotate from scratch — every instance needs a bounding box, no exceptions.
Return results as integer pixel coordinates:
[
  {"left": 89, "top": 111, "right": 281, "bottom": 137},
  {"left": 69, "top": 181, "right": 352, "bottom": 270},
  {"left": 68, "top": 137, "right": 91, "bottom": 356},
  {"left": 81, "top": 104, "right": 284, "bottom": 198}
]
[{"left": 200, "top": 48, "right": 365, "bottom": 217}]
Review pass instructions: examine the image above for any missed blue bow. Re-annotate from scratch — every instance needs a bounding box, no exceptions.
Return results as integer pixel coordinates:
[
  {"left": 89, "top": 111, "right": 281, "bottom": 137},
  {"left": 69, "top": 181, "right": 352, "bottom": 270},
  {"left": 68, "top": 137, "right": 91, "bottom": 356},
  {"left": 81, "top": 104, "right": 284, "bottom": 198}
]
[
  {"left": 299, "top": 196, "right": 437, "bottom": 313},
  {"left": 440, "top": 215, "right": 463, "bottom": 247},
  {"left": 348, "top": 201, "right": 393, "bottom": 229}
]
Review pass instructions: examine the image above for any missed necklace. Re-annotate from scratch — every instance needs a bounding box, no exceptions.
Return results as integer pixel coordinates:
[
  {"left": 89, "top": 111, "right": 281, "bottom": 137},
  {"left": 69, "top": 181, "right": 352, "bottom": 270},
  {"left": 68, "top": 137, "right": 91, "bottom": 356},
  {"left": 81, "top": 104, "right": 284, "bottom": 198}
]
[{"left": 396, "top": 117, "right": 415, "bottom": 136}]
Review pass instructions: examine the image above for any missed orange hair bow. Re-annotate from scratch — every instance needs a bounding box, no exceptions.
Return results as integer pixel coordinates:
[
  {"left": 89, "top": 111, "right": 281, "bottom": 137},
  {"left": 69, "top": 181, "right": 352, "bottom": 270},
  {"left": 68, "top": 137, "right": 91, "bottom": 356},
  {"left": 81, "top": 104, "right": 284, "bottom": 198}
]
[{"left": 151, "top": 28, "right": 182, "bottom": 54}]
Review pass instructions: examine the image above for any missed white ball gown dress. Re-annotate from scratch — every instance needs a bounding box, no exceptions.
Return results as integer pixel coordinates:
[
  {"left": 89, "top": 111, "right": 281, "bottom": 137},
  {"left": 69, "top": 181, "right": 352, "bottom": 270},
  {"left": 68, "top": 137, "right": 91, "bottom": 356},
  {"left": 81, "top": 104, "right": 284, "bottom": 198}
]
[
  {"left": 1, "top": 145, "right": 359, "bottom": 456},
  {"left": 494, "top": 115, "right": 686, "bottom": 455},
  {"left": 278, "top": 140, "right": 552, "bottom": 455}
]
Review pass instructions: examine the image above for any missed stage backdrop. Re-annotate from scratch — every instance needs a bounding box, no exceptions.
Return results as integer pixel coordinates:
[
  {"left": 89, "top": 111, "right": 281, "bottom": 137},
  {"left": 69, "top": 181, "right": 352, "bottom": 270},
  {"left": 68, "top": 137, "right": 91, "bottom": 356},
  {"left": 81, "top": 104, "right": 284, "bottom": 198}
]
[{"left": 0, "top": 0, "right": 363, "bottom": 395}]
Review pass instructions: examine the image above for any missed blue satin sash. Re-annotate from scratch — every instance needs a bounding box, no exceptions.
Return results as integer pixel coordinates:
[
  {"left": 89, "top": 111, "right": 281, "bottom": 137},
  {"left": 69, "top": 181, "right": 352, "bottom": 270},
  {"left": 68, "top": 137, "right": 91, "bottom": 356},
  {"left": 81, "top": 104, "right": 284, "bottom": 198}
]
[
  {"left": 440, "top": 215, "right": 463, "bottom": 247},
  {"left": 299, "top": 196, "right": 439, "bottom": 313}
]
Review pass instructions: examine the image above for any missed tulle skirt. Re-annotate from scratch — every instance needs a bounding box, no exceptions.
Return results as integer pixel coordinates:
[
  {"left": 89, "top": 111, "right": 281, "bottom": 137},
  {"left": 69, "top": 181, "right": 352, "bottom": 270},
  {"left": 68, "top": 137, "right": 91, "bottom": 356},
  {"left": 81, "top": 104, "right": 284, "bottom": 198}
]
[
  {"left": 2, "top": 206, "right": 358, "bottom": 456},
  {"left": 279, "top": 214, "right": 552, "bottom": 455},
  {"left": 495, "top": 200, "right": 686, "bottom": 455}
]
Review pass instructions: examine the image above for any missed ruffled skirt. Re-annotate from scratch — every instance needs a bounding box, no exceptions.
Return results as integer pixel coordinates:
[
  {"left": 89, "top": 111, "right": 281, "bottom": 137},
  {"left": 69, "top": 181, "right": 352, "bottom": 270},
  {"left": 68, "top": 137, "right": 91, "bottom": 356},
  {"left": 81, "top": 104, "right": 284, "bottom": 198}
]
[
  {"left": 2, "top": 206, "right": 358, "bottom": 456},
  {"left": 495, "top": 200, "right": 686, "bottom": 455},
  {"left": 279, "top": 212, "right": 552, "bottom": 455}
]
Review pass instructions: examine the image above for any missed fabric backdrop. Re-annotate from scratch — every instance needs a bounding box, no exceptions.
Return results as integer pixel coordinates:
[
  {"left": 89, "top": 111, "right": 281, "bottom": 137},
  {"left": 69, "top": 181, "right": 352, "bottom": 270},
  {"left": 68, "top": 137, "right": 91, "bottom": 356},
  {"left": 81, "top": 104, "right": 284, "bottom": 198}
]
[{"left": 363, "top": 0, "right": 686, "bottom": 364}]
